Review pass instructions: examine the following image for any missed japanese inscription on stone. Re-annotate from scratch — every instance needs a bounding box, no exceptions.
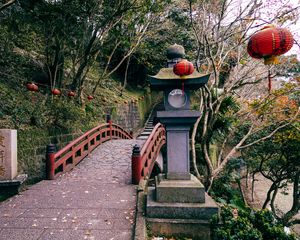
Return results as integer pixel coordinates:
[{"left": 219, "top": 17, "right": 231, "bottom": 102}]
[
  {"left": 0, "top": 130, "right": 17, "bottom": 180},
  {"left": 0, "top": 135, "right": 5, "bottom": 176}
]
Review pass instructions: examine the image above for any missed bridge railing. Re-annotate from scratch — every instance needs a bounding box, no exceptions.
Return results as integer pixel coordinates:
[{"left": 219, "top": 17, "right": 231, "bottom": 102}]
[
  {"left": 46, "top": 121, "right": 132, "bottom": 180},
  {"left": 131, "top": 123, "right": 166, "bottom": 184}
]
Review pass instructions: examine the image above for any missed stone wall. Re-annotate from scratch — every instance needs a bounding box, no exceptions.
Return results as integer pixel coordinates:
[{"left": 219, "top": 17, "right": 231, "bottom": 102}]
[
  {"left": 104, "top": 92, "right": 158, "bottom": 132},
  {"left": 115, "top": 102, "right": 141, "bottom": 131},
  {"left": 18, "top": 130, "right": 82, "bottom": 183}
]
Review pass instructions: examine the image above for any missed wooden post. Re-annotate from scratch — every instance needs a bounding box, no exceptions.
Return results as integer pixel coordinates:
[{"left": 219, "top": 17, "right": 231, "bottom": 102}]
[
  {"left": 132, "top": 144, "right": 142, "bottom": 184},
  {"left": 46, "top": 144, "right": 56, "bottom": 180},
  {"left": 106, "top": 114, "right": 112, "bottom": 139}
]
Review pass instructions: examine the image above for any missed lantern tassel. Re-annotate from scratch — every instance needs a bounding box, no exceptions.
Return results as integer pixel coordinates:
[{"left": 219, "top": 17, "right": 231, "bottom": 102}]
[
  {"left": 264, "top": 56, "right": 280, "bottom": 65},
  {"left": 180, "top": 75, "right": 186, "bottom": 95}
]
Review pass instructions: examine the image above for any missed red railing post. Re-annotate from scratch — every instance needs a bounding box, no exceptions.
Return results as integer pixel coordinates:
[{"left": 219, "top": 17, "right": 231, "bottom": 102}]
[
  {"left": 46, "top": 144, "right": 56, "bottom": 180},
  {"left": 132, "top": 144, "right": 142, "bottom": 184},
  {"left": 106, "top": 114, "right": 112, "bottom": 139}
]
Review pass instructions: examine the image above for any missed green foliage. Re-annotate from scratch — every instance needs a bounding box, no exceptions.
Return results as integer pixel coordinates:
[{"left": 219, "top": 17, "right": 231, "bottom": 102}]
[
  {"left": 240, "top": 124, "right": 300, "bottom": 226},
  {"left": 210, "top": 158, "right": 245, "bottom": 208},
  {"left": 211, "top": 206, "right": 297, "bottom": 240},
  {"left": 252, "top": 210, "right": 297, "bottom": 240}
]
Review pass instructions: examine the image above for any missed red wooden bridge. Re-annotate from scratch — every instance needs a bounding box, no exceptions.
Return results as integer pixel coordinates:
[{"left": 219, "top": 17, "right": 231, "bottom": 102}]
[{"left": 0, "top": 114, "right": 166, "bottom": 240}]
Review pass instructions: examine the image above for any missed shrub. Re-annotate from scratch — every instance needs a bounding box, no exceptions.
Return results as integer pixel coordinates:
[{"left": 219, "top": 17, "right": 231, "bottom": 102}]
[{"left": 211, "top": 206, "right": 297, "bottom": 240}]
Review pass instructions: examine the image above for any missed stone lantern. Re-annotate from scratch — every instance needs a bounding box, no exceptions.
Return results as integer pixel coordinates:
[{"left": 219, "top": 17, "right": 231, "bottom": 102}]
[{"left": 146, "top": 44, "right": 218, "bottom": 239}]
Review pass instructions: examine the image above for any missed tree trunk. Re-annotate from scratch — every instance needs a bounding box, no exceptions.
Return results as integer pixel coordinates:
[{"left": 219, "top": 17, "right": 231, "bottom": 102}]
[
  {"left": 122, "top": 55, "right": 131, "bottom": 92},
  {"left": 191, "top": 91, "right": 203, "bottom": 180},
  {"left": 191, "top": 117, "right": 202, "bottom": 180},
  {"left": 262, "top": 181, "right": 277, "bottom": 209},
  {"left": 251, "top": 172, "right": 255, "bottom": 202},
  {"left": 72, "top": 26, "right": 100, "bottom": 92},
  {"left": 282, "top": 171, "right": 300, "bottom": 226},
  {"left": 51, "top": 38, "right": 64, "bottom": 88}
]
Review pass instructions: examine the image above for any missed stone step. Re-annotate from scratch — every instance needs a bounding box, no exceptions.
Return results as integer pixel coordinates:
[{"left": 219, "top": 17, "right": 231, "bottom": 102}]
[
  {"left": 142, "top": 127, "right": 151, "bottom": 131},
  {"left": 144, "top": 128, "right": 153, "bottom": 132},
  {"left": 142, "top": 131, "right": 153, "bottom": 134},
  {"left": 139, "top": 134, "right": 151, "bottom": 138},
  {"left": 137, "top": 136, "right": 149, "bottom": 140},
  {"left": 146, "top": 188, "right": 218, "bottom": 220},
  {"left": 142, "top": 129, "right": 152, "bottom": 132},
  {"left": 146, "top": 217, "right": 211, "bottom": 240},
  {"left": 140, "top": 131, "right": 151, "bottom": 135}
]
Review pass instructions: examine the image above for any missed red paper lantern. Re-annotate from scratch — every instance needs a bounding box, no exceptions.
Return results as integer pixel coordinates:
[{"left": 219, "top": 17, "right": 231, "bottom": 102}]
[
  {"left": 68, "top": 91, "right": 75, "bottom": 97},
  {"left": 87, "top": 95, "right": 94, "bottom": 101},
  {"left": 247, "top": 25, "right": 294, "bottom": 65},
  {"left": 26, "top": 83, "right": 38, "bottom": 92},
  {"left": 51, "top": 89, "right": 61, "bottom": 96},
  {"left": 173, "top": 60, "right": 194, "bottom": 92},
  {"left": 173, "top": 60, "right": 194, "bottom": 77}
]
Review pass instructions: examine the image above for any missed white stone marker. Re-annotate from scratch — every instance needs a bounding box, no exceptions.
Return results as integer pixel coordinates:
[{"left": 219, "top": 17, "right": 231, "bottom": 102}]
[{"left": 0, "top": 129, "right": 17, "bottom": 180}]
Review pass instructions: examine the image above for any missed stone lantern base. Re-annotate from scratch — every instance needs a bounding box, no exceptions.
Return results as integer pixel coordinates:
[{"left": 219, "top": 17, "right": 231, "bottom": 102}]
[
  {"left": 155, "top": 174, "right": 205, "bottom": 203},
  {"left": 146, "top": 174, "right": 219, "bottom": 239}
]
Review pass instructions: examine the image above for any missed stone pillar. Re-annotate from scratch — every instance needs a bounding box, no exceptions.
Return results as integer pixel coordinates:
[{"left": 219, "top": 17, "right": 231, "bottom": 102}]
[
  {"left": 166, "top": 125, "right": 190, "bottom": 180},
  {"left": 0, "top": 129, "right": 17, "bottom": 180}
]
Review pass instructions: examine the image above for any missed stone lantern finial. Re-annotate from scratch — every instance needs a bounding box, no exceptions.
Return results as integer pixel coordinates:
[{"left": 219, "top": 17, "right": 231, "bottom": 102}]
[
  {"left": 166, "top": 44, "right": 185, "bottom": 60},
  {"left": 166, "top": 44, "right": 185, "bottom": 67}
]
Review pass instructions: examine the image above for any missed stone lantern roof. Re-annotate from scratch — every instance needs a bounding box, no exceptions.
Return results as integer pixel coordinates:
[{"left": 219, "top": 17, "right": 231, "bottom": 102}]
[
  {"left": 149, "top": 68, "right": 210, "bottom": 90},
  {"left": 149, "top": 44, "right": 210, "bottom": 90}
]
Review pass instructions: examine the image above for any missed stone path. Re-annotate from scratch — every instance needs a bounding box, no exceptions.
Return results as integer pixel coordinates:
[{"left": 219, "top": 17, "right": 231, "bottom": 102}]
[{"left": 0, "top": 139, "right": 144, "bottom": 240}]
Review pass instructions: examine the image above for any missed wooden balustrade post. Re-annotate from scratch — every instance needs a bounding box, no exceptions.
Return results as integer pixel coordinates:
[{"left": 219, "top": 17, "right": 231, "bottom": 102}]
[
  {"left": 132, "top": 144, "right": 142, "bottom": 184},
  {"left": 46, "top": 144, "right": 56, "bottom": 180},
  {"left": 106, "top": 114, "right": 112, "bottom": 139}
]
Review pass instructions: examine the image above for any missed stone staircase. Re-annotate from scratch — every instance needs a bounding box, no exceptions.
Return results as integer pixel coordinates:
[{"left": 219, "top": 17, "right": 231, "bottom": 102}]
[{"left": 136, "top": 103, "right": 164, "bottom": 140}]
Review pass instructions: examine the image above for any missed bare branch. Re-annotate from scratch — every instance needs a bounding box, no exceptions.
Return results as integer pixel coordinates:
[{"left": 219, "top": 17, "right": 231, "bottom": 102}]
[
  {"left": 238, "top": 108, "right": 300, "bottom": 149},
  {"left": 0, "top": 0, "right": 16, "bottom": 12},
  {"left": 213, "top": 124, "right": 254, "bottom": 177}
]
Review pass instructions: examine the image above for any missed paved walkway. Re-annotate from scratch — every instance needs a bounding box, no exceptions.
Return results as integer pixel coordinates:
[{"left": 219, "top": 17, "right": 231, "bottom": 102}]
[{"left": 0, "top": 139, "right": 144, "bottom": 240}]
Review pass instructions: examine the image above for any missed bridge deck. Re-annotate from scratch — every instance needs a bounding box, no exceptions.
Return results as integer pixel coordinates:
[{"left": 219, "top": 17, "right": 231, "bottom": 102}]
[{"left": 0, "top": 139, "right": 144, "bottom": 240}]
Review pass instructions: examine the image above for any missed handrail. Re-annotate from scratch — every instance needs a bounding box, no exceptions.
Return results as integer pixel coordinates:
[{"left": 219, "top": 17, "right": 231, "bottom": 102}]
[
  {"left": 132, "top": 123, "right": 166, "bottom": 184},
  {"left": 46, "top": 121, "right": 132, "bottom": 180}
]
